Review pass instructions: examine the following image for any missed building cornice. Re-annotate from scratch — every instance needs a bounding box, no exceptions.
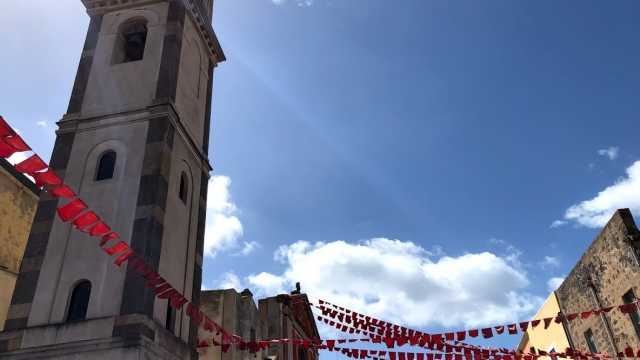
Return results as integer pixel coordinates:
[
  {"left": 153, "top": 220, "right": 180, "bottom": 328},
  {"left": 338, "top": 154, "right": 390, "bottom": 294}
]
[{"left": 80, "top": 0, "right": 225, "bottom": 65}]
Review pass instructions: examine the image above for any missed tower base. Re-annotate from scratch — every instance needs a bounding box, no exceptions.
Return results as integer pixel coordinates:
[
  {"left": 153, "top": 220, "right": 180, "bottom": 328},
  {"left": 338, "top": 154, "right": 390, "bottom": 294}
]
[{"left": 0, "top": 314, "right": 196, "bottom": 360}]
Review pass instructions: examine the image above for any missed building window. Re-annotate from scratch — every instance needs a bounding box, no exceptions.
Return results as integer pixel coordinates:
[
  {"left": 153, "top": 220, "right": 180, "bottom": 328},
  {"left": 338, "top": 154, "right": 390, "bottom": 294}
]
[
  {"left": 179, "top": 172, "right": 189, "bottom": 204},
  {"left": 96, "top": 151, "right": 116, "bottom": 181},
  {"left": 623, "top": 289, "right": 640, "bottom": 340},
  {"left": 165, "top": 302, "right": 175, "bottom": 333},
  {"left": 113, "top": 20, "right": 148, "bottom": 64},
  {"left": 67, "top": 280, "right": 91, "bottom": 322},
  {"left": 584, "top": 329, "right": 598, "bottom": 353}
]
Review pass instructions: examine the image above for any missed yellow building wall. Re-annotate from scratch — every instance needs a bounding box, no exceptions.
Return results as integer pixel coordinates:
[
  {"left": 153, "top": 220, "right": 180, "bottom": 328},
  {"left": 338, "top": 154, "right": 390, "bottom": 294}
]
[
  {"left": 518, "top": 292, "right": 571, "bottom": 358},
  {"left": 0, "top": 161, "right": 39, "bottom": 330}
]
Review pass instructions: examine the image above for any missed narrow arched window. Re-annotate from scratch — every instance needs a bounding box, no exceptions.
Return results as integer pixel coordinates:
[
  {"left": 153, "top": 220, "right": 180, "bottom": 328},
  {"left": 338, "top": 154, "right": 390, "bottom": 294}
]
[
  {"left": 96, "top": 151, "right": 116, "bottom": 181},
  {"left": 67, "top": 280, "right": 91, "bottom": 322},
  {"left": 113, "top": 20, "right": 148, "bottom": 64},
  {"left": 179, "top": 172, "right": 189, "bottom": 204},
  {"left": 165, "top": 302, "right": 175, "bottom": 333}
]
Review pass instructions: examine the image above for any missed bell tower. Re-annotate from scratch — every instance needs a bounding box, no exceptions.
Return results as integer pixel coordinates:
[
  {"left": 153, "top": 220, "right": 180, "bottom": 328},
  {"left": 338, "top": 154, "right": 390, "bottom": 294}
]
[{"left": 0, "top": 0, "right": 224, "bottom": 359}]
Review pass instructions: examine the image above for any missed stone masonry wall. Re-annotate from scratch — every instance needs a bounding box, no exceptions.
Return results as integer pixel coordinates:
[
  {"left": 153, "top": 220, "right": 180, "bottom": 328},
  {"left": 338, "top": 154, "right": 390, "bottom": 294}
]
[{"left": 556, "top": 209, "right": 640, "bottom": 356}]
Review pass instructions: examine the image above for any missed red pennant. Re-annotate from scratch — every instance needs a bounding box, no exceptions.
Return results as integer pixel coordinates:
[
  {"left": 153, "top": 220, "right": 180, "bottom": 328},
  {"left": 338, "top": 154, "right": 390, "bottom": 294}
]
[
  {"left": 468, "top": 329, "right": 479, "bottom": 338},
  {"left": 602, "top": 306, "right": 614, "bottom": 313},
  {"left": 495, "top": 326, "right": 505, "bottom": 334},
  {"left": 14, "top": 155, "right": 47, "bottom": 174},
  {"left": 102, "top": 240, "right": 129, "bottom": 255},
  {"left": 100, "top": 232, "right": 120, "bottom": 246},
  {"left": 57, "top": 198, "right": 88, "bottom": 222},
  {"left": 566, "top": 313, "right": 578, "bottom": 321},
  {"left": 49, "top": 185, "right": 76, "bottom": 198},
  {"left": 3, "top": 134, "right": 30, "bottom": 152},
  {"left": 481, "top": 328, "right": 493, "bottom": 339},
  {"left": 519, "top": 322, "right": 529, "bottom": 332},
  {"left": 0, "top": 139, "right": 18, "bottom": 158},
  {"left": 580, "top": 311, "right": 593, "bottom": 319},
  {"left": 186, "top": 303, "right": 204, "bottom": 326},
  {"left": 72, "top": 211, "right": 99, "bottom": 230},
  {"left": 456, "top": 332, "right": 466, "bottom": 341},
  {"left": 88, "top": 221, "right": 111, "bottom": 237},
  {"left": 113, "top": 248, "right": 134, "bottom": 266},
  {"left": 619, "top": 303, "right": 637, "bottom": 314},
  {"left": 445, "top": 333, "right": 455, "bottom": 341},
  {"left": 32, "top": 169, "right": 62, "bottom": 187},
  {"left": 507, "top": 324, "right": 517, "bottom": 335},
  {"left": 326, "top": 340, "right": 335, "bottom": 351},
  {"left": 625, "top": 347, "right": 634, "bottom": 358},
  {"left": 530, "top": 320, "right": 541, "bottom": 328},
  {"left": 0, "top": 116, "right": 15, "bottom": 137},
  {"left": 543, "top": 317, "right": 553, "bottom": 329}
]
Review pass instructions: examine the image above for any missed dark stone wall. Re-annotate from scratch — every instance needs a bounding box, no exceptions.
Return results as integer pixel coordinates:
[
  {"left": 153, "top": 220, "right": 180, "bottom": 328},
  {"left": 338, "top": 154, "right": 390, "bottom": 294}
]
[
  {"left": 117, "top": 117, "right": 174, "bottom": 320},
  {"left": 556, "top": 209, "right": 640, "bottom": 355},
  {"left": 67, "top": 15, "right": 103, "bottom": 114},
  {"left": 4, "top": 133, "right": 76, "bottom": 331}
]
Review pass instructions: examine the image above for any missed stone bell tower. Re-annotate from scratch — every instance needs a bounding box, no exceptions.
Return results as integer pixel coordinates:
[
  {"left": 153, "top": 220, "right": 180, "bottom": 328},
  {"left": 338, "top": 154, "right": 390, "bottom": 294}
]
[{"left": 0, "top": 0, "right": 224, "bottom": 358}]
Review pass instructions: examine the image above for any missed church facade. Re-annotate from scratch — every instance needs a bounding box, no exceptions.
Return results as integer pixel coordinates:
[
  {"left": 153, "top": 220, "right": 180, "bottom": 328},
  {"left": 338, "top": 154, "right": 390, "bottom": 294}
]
[{"left": 0, "top": 0, "right": 224, "bottom": 358}]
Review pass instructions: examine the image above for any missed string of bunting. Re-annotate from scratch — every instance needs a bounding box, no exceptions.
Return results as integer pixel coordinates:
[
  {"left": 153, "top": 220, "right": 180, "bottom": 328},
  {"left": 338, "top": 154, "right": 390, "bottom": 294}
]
[
  {"left": 316, "top": 298, "right": 640, "bottom": 342},
  {"left": 0, "top": 117, "right": 240, "bottom": 345}
]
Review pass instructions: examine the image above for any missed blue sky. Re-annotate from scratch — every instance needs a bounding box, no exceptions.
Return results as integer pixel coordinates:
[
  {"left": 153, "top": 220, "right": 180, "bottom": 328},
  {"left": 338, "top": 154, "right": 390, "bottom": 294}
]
[{"left": 2, "top": 0, "right": 640, "bottom": 346}]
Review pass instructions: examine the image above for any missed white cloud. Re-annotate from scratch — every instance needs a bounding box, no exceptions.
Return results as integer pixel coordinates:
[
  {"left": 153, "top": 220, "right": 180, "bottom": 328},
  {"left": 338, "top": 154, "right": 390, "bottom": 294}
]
[
  {"left": 540, "top": 256, "right": 560, "bottom": 269},
  {"left": 237, "top": 241, "right": 260, "bottom": 256},
  {"left": 598, "top": 146, "right": 619, "bottom": 160},
  {"left": 36, "top": 121, "right": 47, "bottom": 128},
  {"left": 559, "top": 160, "right": 640, "bottom": 228},
  {"left": 549, "top": 220, "right": 567, "bottom": 228},
  {"left": 271, "top": 0, "right": 314, "bottom": 6},
  {"left": 217, "top": 272, "right": 245, "bottom": 291},
  {"left": 247, "top": 272, "right": 288, "bottom": 296},
  {"left": 204, "top": 176, "right": 249, "bottom": 257},
  {"left": 547, "top": 277, "right": 564, "bottom": 292},
  {"left": 247, "top": 238, "right": 542, "bottom": 328}
]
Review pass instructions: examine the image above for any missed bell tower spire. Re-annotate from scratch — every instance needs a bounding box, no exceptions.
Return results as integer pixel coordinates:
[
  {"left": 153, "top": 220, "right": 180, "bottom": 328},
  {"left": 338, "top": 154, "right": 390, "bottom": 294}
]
[{"left": 0, "top": 1, "right": 224, "bottom": 359}]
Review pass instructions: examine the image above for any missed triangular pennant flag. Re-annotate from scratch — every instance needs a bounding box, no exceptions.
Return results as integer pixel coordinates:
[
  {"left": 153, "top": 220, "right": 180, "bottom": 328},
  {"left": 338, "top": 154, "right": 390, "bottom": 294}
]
[
  {"left": 468, "top": 329, "right": 479, "bottom": 338},
  {"left": 49, "top": 185, "right": 76, "bottom": 198},
  {"left": 580, "top": 311, "right": 593, "bottom": 319},
  {"left": 32, "top": 169, "right": 62, "bottom": 187},
  {"left": 519, "top": 322, "right": 529, "bottom": 332},
  {"left": 507, "top": 324, "right": 517, "bottom": 335},
  {"left": 57, "top": 198, "right": 88, "bottom": 222},
  {"left": 456, "top": 332, "right": 466, "bottom": 341},
  {"left": 481, "top": 328, "right": 493, "bottom": 339},
  {"left": 530, "top": 320, "right": 541, "bottom": 328},
  {"left": 72, "top": 211, "right": 99, "bottom": 231},
  {"left": 0, "top": 139, "right": 18, "bottom": 158},
  {"left": 14, "top": 155, "right": 47, "bottom": 174},
  {"left": 3, "top": 134, "right": 30, "bottom": 152},
  {"left": 543, "top": 317, "right": 553, "bottom": 329},
  {"left": 495, "top": 326, "right": 505, "bottom": 335}
]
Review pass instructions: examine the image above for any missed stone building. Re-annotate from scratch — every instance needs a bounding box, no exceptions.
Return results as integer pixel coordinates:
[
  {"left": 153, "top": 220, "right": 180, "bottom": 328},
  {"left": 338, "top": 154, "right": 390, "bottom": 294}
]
[
  {"left": 553, "top": 209, "right": 640, "bottom": 356},
  {"left": 0, "top": 159, "right": 39, "bottom": 331},
  {"left": 0, "top": 0, "right": 224, "bottom": 358},
  {"left": 198, "top": 289, "right": 320, "bottom": 360}
]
